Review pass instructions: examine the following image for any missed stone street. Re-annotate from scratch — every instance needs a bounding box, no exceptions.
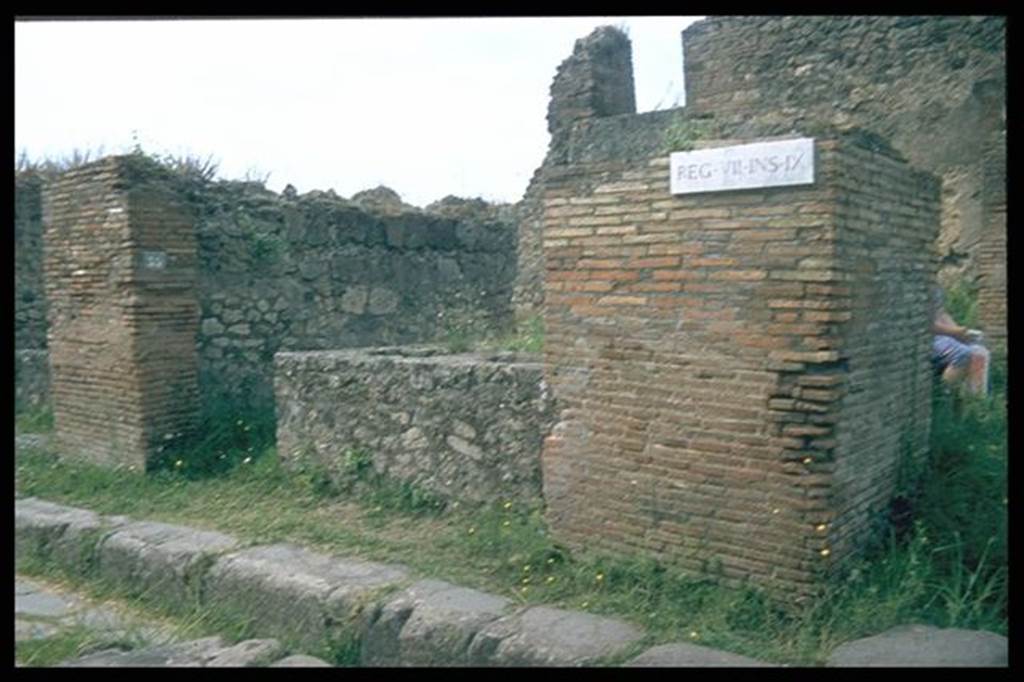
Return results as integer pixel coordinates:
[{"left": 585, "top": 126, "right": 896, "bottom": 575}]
[{"left": 15, "top": 575, "right": 331, "bottom": 667}]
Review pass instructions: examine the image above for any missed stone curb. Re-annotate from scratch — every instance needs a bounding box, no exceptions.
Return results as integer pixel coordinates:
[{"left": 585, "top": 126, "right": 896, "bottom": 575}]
[
  {"left": 16, "top": 498, "right": 664, "bottom": 665},
  {"left": 18, "top": 497, "right": 1004, "bottom": 667}
]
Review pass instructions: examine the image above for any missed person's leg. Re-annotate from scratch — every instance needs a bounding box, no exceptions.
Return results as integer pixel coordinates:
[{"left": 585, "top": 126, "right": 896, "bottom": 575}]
[
  {"left": 943, "top": 362, "right": 967, "bottom": 385},
  {"left": 966, "top": 344, "right": 991, "bottom": 396},
  {"left": 935, "top": 336, "right": 971, "bottom": 389}
]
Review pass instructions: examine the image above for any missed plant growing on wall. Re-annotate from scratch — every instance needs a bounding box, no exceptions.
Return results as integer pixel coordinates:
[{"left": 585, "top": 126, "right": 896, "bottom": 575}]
[{"left": 664, "top": 115, "right": 714, "bottom": 153}]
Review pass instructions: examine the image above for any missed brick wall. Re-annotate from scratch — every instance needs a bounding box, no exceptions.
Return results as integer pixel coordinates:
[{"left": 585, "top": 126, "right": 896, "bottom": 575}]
[
  {"left": 275, "top": 347, "right": 555, "bottom": 505},
  {"left": 42, "top": 156, "right": 200, "bottom": 469},
  {"left": 976, "top": 130, "right": 1006, "bottom": 350},
  {"left": 816, "top": 142, "right": 939, "bottom": 565},
  {"left": 514, "top": 25, "right": 637, "bottom": 315},
  {"left": 540, "top": 134, "right": 938, "bottom": 596},
  {"left": 683, "top": 15, "right": 1005, "bottom": 339}
]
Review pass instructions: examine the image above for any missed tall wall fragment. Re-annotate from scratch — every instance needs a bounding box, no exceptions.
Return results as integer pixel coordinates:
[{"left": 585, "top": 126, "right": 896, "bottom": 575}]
[
  {"left": 682, "top": 15, "right": 1006, "bottom": 344},
  {"left": 540, "top": 134, "right": 939, "bottom": 596},
  {"left": 43, "top": 156, "right": 201, "bottom": 468}
]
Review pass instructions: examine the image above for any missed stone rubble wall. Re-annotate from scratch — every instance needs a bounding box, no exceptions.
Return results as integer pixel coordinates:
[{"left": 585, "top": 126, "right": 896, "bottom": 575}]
[
  {"left": 683, "top": 15, "right": 1005, "bottom": 340},
  {"left": 15, "top": 350, "right": 51, "bottom": 411},
  {"left": 15, "top": 167, "right": 519, "bottom": 418},
  {"left": 15, "top": 172, "right": 47, "bottom": 351},
  {"left": 191, "top": 182, "right": 518, "bottom": 414},
  {"left": 274, "top": 347, "right": 555, "bottom": 505},
  {"left": 539, "top": 134, "right": 937, "bottom": 597}
]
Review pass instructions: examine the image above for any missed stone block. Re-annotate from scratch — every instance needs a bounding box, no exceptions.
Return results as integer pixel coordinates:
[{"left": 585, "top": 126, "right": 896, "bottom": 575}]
[
  {"left": 205, "top": 638, "right": 286, "bottom": 667},
  {"left": 269, "top": 654, "right": 333, "bottom": 667},
  {"left": 15, "top": 498, "right": 124, "bottom": 572},
  {"left": 60, "top": 636, "right": 227, "bottom": 667},
  {"left": 96, "top": 521, "right": 241, "bottom": 605},
  {"left": 826, "top": 625, "right": 1007, "bottom": 667},
  {"left": 363, "top": 579, "right": 512, "bottom": 666},
  {"left": 626, "top": 642, "right": 776, "bottom": 667},
  {"left": 467, "top": 605, "right": 645, "bottom": 666},
  {"left": 203, "top": 543, "right": 409, "bottom": 649}
]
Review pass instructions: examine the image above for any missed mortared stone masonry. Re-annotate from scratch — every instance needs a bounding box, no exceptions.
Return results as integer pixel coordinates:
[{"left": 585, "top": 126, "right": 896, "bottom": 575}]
[
  {"left": 539, "top": 133, "right": 939, "bottom": 597},
  {"left": 43, "top": 155, "right": 201, "bottom": 469}
]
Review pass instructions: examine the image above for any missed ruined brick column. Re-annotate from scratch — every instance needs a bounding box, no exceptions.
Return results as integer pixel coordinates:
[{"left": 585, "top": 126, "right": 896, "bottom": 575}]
[
  {"left": 514, "top": 25, "right": 637, "bottom": 315},
  {"left": 43, "top": 155, "right": 200, "bottom": 469},
  {"left": 540, "top": 133, "right": 939, "bottom": 597},
  {"left": 976, "top": 129, "right": 1006, "bottom": 351}
]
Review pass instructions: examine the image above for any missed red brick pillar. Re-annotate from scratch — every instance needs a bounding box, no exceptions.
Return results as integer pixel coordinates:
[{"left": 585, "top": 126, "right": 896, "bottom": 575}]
[
  {"left": 540, "top": 135, "right": 939, "bottom": 597},
  {"left": 43, "top": 155, "right": 200, "bottom": 469},
  {"left": 976, "top": 130, "right": 1006, "bottom": 351}
]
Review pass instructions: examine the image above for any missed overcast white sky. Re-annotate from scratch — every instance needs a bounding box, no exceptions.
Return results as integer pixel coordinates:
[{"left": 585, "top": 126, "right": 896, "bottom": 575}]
[{"left": 15, "top": 17, "right": 704, "bottom": 207}]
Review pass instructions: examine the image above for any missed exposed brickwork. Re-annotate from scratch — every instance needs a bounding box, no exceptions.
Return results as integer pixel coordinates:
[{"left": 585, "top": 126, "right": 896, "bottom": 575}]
[
  {"left": 42, "top": 156, "right": 200, "bottom": 468},
  {"left": 976, "top": 130, "right": 1006, "bottom": 349},
  {"left": 683, "top": 15, "right": 1005, "bottom": 335},
  {"left": 514, "top": 25, "right": 637, "bottom": 315},
  {"left": 540, "top": 135, "right": 938, "bottom": 596}
]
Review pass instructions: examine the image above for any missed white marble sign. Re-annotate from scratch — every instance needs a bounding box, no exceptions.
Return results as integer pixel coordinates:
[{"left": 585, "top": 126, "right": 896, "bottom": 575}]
[
  {"left": 141, "top": 250, "right": 168, "bottom": 270},
  {"left": 670, "top": 138, "right": 815, "bottom": 195}
]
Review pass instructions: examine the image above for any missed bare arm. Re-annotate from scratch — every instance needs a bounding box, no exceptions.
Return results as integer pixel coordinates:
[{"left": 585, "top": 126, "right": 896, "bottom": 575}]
[{"left": 933, "top": 311, "right": 969, "bottom": 341}]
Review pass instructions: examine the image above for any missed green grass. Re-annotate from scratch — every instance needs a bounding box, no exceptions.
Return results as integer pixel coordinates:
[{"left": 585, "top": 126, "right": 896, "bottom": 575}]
[
  {"left": 16, "top": 625, "right": 132, "bottom": 667},
  {"left": 442, "top": 314, "right": 545, "bottom": 355},
  {"left": 15, "top": 404, "right": 53, "bottom": 434}
]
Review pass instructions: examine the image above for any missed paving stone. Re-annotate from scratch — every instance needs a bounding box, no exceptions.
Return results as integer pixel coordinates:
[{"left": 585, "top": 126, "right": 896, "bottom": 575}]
[
  {"left": 97, "top": 521, "right": 241, "bottom": 604},
  {"left": 204, "top": 543, "right": 409, "bottom": 648},
  {"left": 468, "top": 605, "right": 645, "bottom": 666},
  {"left": 826, "top": 624, "right": 1008, "bottom": 667},
  {"left": 16, "top": 618, "right": 59, "bottom": 642},
  {"left": 16, "top": 588, "right": 81, "bottom": 619},
  {"left": 15, "top": 434, "right": 52, "bottom": 451},
  {"left": 15, "top": 498, "right": 123, "bottom": 571},
  {"left": 61, "top": 605, "right": 130, "bottom": 631},
  {"left": 626, "top": 642, "right": 777, "bottom": 667},
  {"left": 363, "top": 578, "right": 511, "bottom": 666},
  {"left": 269, "top": 654, "right": 333, "bottom": 667},
  {"left": 60, "top": 636, "right": 227, "bottom": 667},
  {"left": 205, "top": 638, "right": 285, "bottom": 667}
]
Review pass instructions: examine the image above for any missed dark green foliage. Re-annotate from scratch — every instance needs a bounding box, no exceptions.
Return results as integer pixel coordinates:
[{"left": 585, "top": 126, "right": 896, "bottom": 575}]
[
  {"left": 943, "top": 278, "right": 980, "bottom": 328},
  {"left": 15, "top": 404, "right": 54, "bottom": 433},
  {"left": 151, "top": 394, "right": 277, "bottom": 478},
  {"left": 664, "top": 115, "right": 714, "bottom": 153}
]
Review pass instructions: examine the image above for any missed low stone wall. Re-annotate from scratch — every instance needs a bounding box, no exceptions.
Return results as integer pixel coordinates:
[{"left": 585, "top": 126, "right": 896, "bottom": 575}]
[
  {"left": 15, "top": 350, "right": 50, "bottom": 411},
  {"left": 274, "top": 346, "right": 555, "bottom": 505}
]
